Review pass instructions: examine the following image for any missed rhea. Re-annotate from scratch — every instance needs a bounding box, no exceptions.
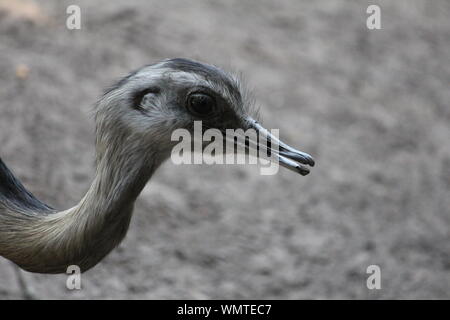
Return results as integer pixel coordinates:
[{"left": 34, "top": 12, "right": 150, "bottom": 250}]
[{"left": 0, "top": 58, "right": 314, "bottom": 274}]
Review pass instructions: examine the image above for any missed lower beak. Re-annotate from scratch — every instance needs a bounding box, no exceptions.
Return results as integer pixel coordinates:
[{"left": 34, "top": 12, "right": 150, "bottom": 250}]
[{"left": 244, "top": 118, "right": 315, "bottom": 176}]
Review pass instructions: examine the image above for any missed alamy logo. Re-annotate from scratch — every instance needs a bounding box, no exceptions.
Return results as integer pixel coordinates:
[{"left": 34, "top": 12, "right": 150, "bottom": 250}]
[
  {"left": 366, "top": 265, "right": 381, "bottom": 290},
  {"left": 66, "top": 265, "right": 81, "bottom": 290},
  {"left": 366, "top": 5, "right": 381, "bottom": 30},
  {"left": 171, "top": 121, "right": 280, "bottom": 175},
  {"left": 66, "top": 5, "right": 81, "bottom": 30}
]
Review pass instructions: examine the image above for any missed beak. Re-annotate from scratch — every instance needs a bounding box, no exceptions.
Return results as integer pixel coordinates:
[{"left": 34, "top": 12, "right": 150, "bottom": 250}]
[{"left": 244, "top": 118, "right": 315, "bottom": 176}]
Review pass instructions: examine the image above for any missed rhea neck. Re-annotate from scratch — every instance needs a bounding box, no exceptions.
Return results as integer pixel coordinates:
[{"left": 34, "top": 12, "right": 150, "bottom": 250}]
[
  {"left": 10, "top": 130, "right": 165, "bottom": 274},
  {"left": 61, "top": 133, "right": 165, "bottom": 268},
  {"left": 82, "top": 141, "right": 159, "bottom": 218}
]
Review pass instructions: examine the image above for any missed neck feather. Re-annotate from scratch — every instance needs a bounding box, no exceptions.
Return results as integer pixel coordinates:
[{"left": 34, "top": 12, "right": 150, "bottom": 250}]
[{"left": 2, "top": 139, "right": 162, "bottom": 274}]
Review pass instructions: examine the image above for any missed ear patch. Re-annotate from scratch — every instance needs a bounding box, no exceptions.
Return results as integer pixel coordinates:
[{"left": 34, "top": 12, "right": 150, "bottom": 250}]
[{"left": 132, "top": 87, "right": 161, "bottom": 113}]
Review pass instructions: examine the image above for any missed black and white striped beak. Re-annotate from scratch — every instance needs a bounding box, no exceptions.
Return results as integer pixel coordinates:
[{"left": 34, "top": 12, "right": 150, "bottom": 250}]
[{"left": 247, "top": 118, "right": 315, "bottom": 176}]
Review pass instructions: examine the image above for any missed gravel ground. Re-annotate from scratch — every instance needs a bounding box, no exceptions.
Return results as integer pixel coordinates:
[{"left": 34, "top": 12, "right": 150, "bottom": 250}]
[{"left": 0, "top": 0, "right": 449, "bottom": 299}]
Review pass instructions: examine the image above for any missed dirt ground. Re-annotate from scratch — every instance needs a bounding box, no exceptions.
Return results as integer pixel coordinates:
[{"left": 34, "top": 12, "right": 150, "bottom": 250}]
[{"left": 0, "top": 0, "right": 449, "bottom": 299}]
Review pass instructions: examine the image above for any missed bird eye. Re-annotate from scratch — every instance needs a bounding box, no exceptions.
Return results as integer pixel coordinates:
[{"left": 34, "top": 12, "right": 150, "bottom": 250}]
[{"left": 186, "top": 93, "right": 215, "bottom": 117}]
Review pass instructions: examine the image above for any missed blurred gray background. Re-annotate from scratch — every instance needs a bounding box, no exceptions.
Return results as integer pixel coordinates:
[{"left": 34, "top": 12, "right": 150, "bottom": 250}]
[{"left": 0, "top": 0, "right": 449, "bottom": 299}]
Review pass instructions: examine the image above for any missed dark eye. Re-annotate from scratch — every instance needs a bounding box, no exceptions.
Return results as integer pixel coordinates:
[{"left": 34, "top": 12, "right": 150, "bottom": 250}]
[{"left": 186, "top": 93, "right": 215, "bottom": 116}]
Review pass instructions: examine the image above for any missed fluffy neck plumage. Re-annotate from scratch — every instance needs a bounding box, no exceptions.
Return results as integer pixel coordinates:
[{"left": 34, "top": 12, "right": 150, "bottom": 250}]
[{"left": 0, "top": 134, "right": 162, "bottom": 274}]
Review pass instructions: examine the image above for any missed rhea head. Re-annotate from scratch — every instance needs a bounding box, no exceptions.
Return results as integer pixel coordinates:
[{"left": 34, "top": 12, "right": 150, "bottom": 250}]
[{"left": 94, "top": 58, "right": 314, "bottom": 176}]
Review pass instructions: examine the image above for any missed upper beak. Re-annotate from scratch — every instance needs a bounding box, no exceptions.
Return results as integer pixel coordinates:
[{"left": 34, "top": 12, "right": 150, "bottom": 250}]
[{"left": 246, "top": 118, "right": 315, "bottom": 176}]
